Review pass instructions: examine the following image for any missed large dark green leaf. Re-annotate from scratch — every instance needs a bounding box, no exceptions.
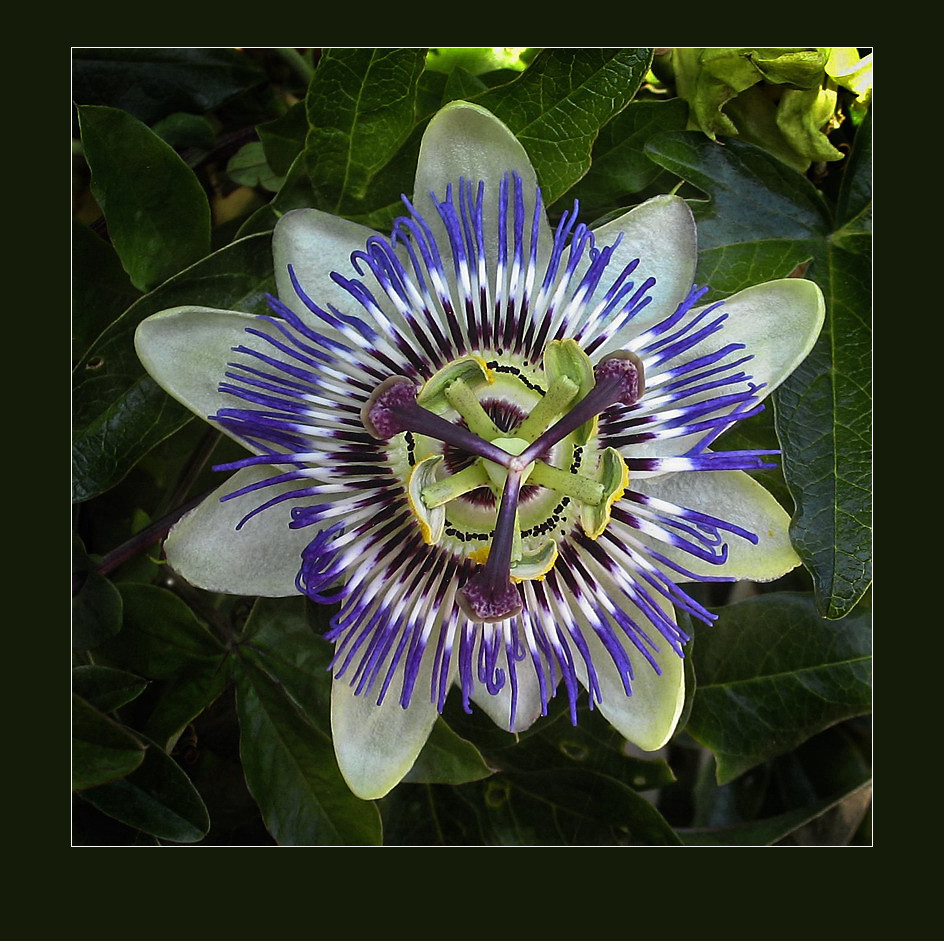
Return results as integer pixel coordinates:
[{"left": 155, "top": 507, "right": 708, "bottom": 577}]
[
  {"left": 687, "top": 593, "right": 871, "bottom": 784},
  {"left": 774, "top": 246, "right": 872, "bottom": 618},
  {"left": 833, "top": 106, "right": 872, "bottom": 252},
  {"left": 403, "top": 719, "right": 493, "bottom": 786},
  {"left": 478, "top": 49, "right": 653, "bottom": 204},
  {"left": 73, "top": 665, "right": 148, "bottom": 713},
  {"left": 305, "top": 49, "right": 427, "bottom": 215},
  {"left": 565, "top": 98, "right": 689, "bottom": 214},
  {"left": 98, "top": 584, "right": 224, "bottom": 679},
  {"left": 236, "top": 657, "right": 382, "bottom": 846},
  {"left": 78, "top": 106, "right": 211, "bottom": 292},
  {"left": 72, "top": 222, "right": 141, "bottom": 361},
  {"left": 680, "top": 778, "right": 871, "bottom": 846},
  {"left": 73, "top": 570, "right": 123, "bottom": 651},
  {"left": 72, "top": 48, "right": 266, "bottom": 125},
  {"left": 484, "top": 701, "right": 676, "bottom": 791},
  {"left": 144, "top": 659, "right": 233, "bottom": 751},
  {"left": 478, "top": 770, "right": 682, "bottom": 845},
  {"left": 239, "top": 596, "right": 333, "bottom": 720},
  {"left": 257, "top": 101, "right": 308, "bottom": 176},
  {"left": 646, "top": 128, "right": 872, "bottom": 618},
  {"left": 78, "top": 731, "right": 210, "bottom": 843},
  {"left": 72, "top": 694, "right": 146, "bottom": 790},
  {"left": 72, "top": 232, "right": 275, "bottom": 502}
]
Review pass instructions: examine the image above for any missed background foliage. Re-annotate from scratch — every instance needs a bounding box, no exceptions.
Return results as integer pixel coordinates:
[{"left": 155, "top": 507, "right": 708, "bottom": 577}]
[{"left": 72, "top": 47, "right": 872, "bottom": 846}]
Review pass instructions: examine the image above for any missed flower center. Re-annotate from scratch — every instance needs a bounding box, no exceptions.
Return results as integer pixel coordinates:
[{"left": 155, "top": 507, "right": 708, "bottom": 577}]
[{"left": 361, "top": 339, "right": 643, "bottom": 621}]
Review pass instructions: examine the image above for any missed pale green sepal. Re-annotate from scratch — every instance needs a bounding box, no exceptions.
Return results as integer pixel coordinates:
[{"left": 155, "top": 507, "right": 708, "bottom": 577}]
[
  {"left": 632, "top": 470, "right": 801, "bottom": 582},
  {"left": 273, "top": 208, "right": 383, "bottom": 326},
  {"left": 580, "top": 448, "right": 628, "bottom": 539},
  {"left": 468, "top": 653, "right": 549, "bottom": 734},
  {"left": 417, "top": 356, "right": 493, "bottom": 413},
  {"left": 575, "top": 589, "right": 685, "bottom": 751},
  {"left": 690, "top": 278, "right": 824, "bottom": 401},
  {"left": 543, "top": 339, "right": 596, "bottom": 445},
  {"left": 588, "top": 195, "right": 697, "bottom": 345},
  {"left": 135, "top": 307, "right": 266, "bottom": 453},
  {"left": 621, "top": 278, "right": 825, "bottom": 469},
  {"left": 407, "top": 456, "right": 445, "bottom": 544},
  {"left": 330, "top": 671, "right": 440, "bottom": 801},
  {"left": 413, "top": 100, "right": 552, "bottom": 275},
  {"left": 165, "top": 466, "right": 317, "bottom": 597}
]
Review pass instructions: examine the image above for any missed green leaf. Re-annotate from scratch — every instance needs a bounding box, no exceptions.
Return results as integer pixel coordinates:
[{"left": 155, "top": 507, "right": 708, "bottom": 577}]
[
  {"left": 150, "top": 112, "right": 216, "bottom": 153},
  {"left": 78, "top": 731, "right": 210, "bottom": 843},
  {"left": 97, "top": 584, "right": 223, "bottom": 679},
  {"left": 72, "top": 694, "right": 146, "bottom": 790},
  {"left": 72, "top": 48, "right": 267, "bottom": 125},
  {"left": 480, "top": 770, "right": 682, "bottom": 845},
  {"left": 478, "top": 49, "right": 653, "bottom": 204},
  {"left": 72, "top": 223, "right": 141, "bottom": 361},
  {"left": 487, "top": 701, "right": 676, "bottom": 791},
  {"left": 646, "top": 130, "right": 872, "bottom": 617},
  {"left": 227, "top": 141, "right": 284, "bottom": 192},
  {"left": 72, "top": 232, "right": 275, "bottom": 502},
  {"left": 257, "top": 101, "right": 308, "bottom": 176},
  {"left": 144, "top": 658, "right": 233, "bottom": 751},
  {"left": 833, "top": 106, "right": 872, "bottom": 252},
  {"left": 73, "top": 665, "right": 148, "bottom": 712},
  {"left": 565, "top": 98, "right": 688, "bottom": 213},
  {"left": 775, "top": 247, "right": 872, "bottom": 618},
  {"left": 72, "top": 571, "right": 123, "bottom": 651},
  {"left": 680, "top": 778, "right": 871, "bottom": 846},
  {"left": 239, "top": 596, "right": 333, "bottom": 720},
  {"left": 305, "top": 48, "right": 427, "bottom": 214},
  {"left": 687, "top": 593, "right": 871, "bottom": 784},
  {"left": 235, "top": 657, "right": 382, "bottom": 846},
  {"left": 441, "top": 67, "right": 488, "bottom": 106},
  {"left": 78, "top": 105, "right": 211, "bottom": 291},
  {"left": 403, "top": 719, "right": 493, "bottom": 785},
  {"left": 645, "top": 131, "right": 830, "bottom": 297}
]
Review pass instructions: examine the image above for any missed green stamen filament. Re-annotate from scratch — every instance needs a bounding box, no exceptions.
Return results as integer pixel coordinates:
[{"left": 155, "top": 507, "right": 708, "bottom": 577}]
[
  {"left": 421, "top": 462, "right": 489, "bottom": 508},
  {"left": 517, "top": 376, "right": 579, "bottom": 442},
  {"left": 444, "top": 378, "right": 502, "bottom": 440},
  {"left": 527, "top": 461, "right": 605, "bottom": 504}
]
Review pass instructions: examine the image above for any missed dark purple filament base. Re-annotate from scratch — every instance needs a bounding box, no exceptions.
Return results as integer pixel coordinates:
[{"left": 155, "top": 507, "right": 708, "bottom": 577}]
[
  {"left": 457, "top": 471, "right": 524, "bottom": 622},
  {"left": 516, "top": 352, "right": 644, "bottom": 468},
  {"left": 362, "top": 376, "right": 514, "bottom": 467}
]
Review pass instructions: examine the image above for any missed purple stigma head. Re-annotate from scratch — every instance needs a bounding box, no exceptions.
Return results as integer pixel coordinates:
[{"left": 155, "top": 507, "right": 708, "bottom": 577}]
[
  {"left": 594, "top": 351, "right": 645, "bottom": 406},
  {"left": 361, "top": 376, "right": 419, "bottom": 439},
  {"left": 457, "top": 574, "right": 523, "bottom": 623}
]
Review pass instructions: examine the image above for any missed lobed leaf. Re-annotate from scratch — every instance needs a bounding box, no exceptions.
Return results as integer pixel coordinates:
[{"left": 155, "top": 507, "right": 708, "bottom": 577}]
[{"left": 646, "top": 128, "right": 872, "bottom": 617}]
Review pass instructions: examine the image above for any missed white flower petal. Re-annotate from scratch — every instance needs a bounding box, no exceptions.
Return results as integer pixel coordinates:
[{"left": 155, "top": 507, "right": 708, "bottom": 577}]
[
  {"left": 576, "top": 590, "right": 685, "bottom": 751},
  {"left": 590, "top": 195, "right": 698, "bottom": 344},
  {"left": 631, "top": 470, "right": 801, "bottom": 582},
  {"left": 165, "top": 466, "right": 318, "bottom": 596},
  {"left": 273, "top": 209, "right": 382, "bottom": 324},
  {"left": 135, "top": 307, "right": 263, "bottom": 450},
  {"left": 469, "top": 643, "right": 548, "bottom": 733},
  {"left": 331, "top": 671, "right": 440, "bottom": 801},
  {"left": 673, "top": 278, "right": 825, "bottom": 402},
  {"left": 413, "top": 99, "right": 552, "bottom": 274}
]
